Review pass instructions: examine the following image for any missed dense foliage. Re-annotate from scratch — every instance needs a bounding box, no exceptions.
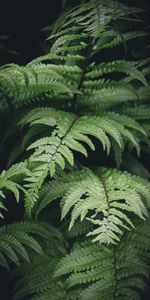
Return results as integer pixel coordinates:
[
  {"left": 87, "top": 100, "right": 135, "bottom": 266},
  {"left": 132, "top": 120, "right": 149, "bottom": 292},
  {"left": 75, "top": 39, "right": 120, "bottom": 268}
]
[{"left": 0, "top": 0, "right": 150, "bottom": 299}]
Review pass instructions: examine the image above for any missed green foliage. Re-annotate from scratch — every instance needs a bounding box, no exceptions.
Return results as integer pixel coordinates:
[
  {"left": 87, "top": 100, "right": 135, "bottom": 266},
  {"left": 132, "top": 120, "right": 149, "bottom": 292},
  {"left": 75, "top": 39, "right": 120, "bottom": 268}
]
[
  {"left": 34, "top": 167, "right": 150, "bottom": 244},
  {"left": 0, "top": 0, "right": 150, "bottom": 299},
  {"left": 55, "top": 221, "right": 150, "bottom": 300},
  {"left": 0, "top": 162, "right": 31, "bottom": 218},
  {"left": 19, "top": 107, "right": 145, "bottom": 216},
  {"left": 11, "top": 227, "right": 66, "bottom": 300},
  {"left": 0, "top": 221, "right": 52, "bottom": 270}
]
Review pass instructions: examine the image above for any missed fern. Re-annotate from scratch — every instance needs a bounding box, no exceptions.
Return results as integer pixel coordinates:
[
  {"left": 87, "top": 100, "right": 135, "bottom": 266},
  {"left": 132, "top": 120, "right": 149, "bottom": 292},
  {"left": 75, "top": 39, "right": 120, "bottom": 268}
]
[
  {"left": 14, "top": 225, "right": 150, "bottom": 300},
  {"left": 17, "top": 106, "right": 146, "bottom": 216},
  {"left": 0, "top": 63, "right": 74, "bottom": 110},
  {"left": 0, "top": 0, "right": 149, "bottom": 299},
  {"left": 11, "top": 227, "right": 66, "bottom": 300},
  {"left": 0, "top": 221, "right": 52, "bottom": 270},
  {"left": 0, "top": 0, "right": 148, "bottom": 112},
  {"left": 0, "top": 162, "right": 31, "bottom": 218},
  {"left": 55, "top": 221, "right": 150, "bottom": 300},
  {"left": 33, "top": 167, "right": 150, "bottom": 244}
]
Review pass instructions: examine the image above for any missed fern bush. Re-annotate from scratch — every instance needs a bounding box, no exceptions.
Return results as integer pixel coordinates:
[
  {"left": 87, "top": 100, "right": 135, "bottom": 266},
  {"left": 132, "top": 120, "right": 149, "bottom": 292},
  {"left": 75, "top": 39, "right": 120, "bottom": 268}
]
[{"left": 0, "top": 0, "right": 150, "bottom": 299}]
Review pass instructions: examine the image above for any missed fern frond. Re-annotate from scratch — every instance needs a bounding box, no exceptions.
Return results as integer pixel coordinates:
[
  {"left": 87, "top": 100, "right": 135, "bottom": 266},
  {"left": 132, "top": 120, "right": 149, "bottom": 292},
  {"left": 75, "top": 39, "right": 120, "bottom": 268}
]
[
  {"left": 19, "top": 107, "right": 145, "bottom": 215},
  {"left": 0, "top": 63, "right": 74, "bottom": 110},
  {"left": 80, "top": 84, "right": 139, "bottom": 110},
  {"left": 95, "top": 30, "right": 149, "bottom": 51},
  {"left": 11, "top": 226, "right": 66, "bottom": 300},
  {"left": 0, "top": 162, "right": 31, "bottom": 218},
  {"left": 54, "top": 0, "right": 143, "bottom": 40},
  {"left": 34, "top": 167, "right": 150, "bottom": 244},
  {"left": 0, "top": 1, "right": 149, "bottom": 300},
  {"left": 55, "top": 220, "right": 150, "bottom": 300},
  {"left": 0, "top": 0, "right": 147, "bottom": 113},
  {"left": 0, "top": 221, "right": 52, "bottom": 269},
  {"left": 120, "top": 105, "right": 150, "bottom": 120},
  {"left": 86, "top": 61, "right": 147, "bottom": 84}
]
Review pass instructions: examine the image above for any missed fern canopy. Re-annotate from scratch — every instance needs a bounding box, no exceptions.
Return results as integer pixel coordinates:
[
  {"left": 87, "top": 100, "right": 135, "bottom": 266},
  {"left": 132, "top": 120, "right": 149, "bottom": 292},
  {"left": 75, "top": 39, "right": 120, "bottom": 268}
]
[
  {"left": 0, "top": 0, "right": 150, "bottom": 299},
  {"left": 55, "top": 221, "right": 150, "bottom": 300}
]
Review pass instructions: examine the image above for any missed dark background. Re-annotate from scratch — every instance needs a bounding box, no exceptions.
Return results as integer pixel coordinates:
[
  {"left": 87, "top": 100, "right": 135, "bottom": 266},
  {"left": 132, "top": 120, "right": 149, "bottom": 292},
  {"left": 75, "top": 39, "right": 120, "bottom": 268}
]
[
  {"left": 0, "top": 0, "right": 150, "bottom": 65},
  {"left": 0, "top": 0, "right": 150, "bottom": 299},
  {"left": 0, "top": 0, "right": 62, "bottom": 65}
]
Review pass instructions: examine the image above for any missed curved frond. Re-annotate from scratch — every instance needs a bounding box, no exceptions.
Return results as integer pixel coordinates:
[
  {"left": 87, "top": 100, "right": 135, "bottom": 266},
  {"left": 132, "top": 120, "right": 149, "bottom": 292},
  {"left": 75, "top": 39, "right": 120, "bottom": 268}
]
[
  {"left": 55, "top": 221, "right": 150, "bottom": 300},
  {"left": 20, "top": 107, "right": 145, "bottom": 215},
  {"left": 35, "top": 167, "right": 150, "bottom": 244},
  {"left": 0, "top": 162, "right": 31, "bottom": 218},
  {"left": 0, "top": 221, "right": 53, "bottom": 269},
  {"left": 10, "top": 227, "right": 66, "bottom": 300}
]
